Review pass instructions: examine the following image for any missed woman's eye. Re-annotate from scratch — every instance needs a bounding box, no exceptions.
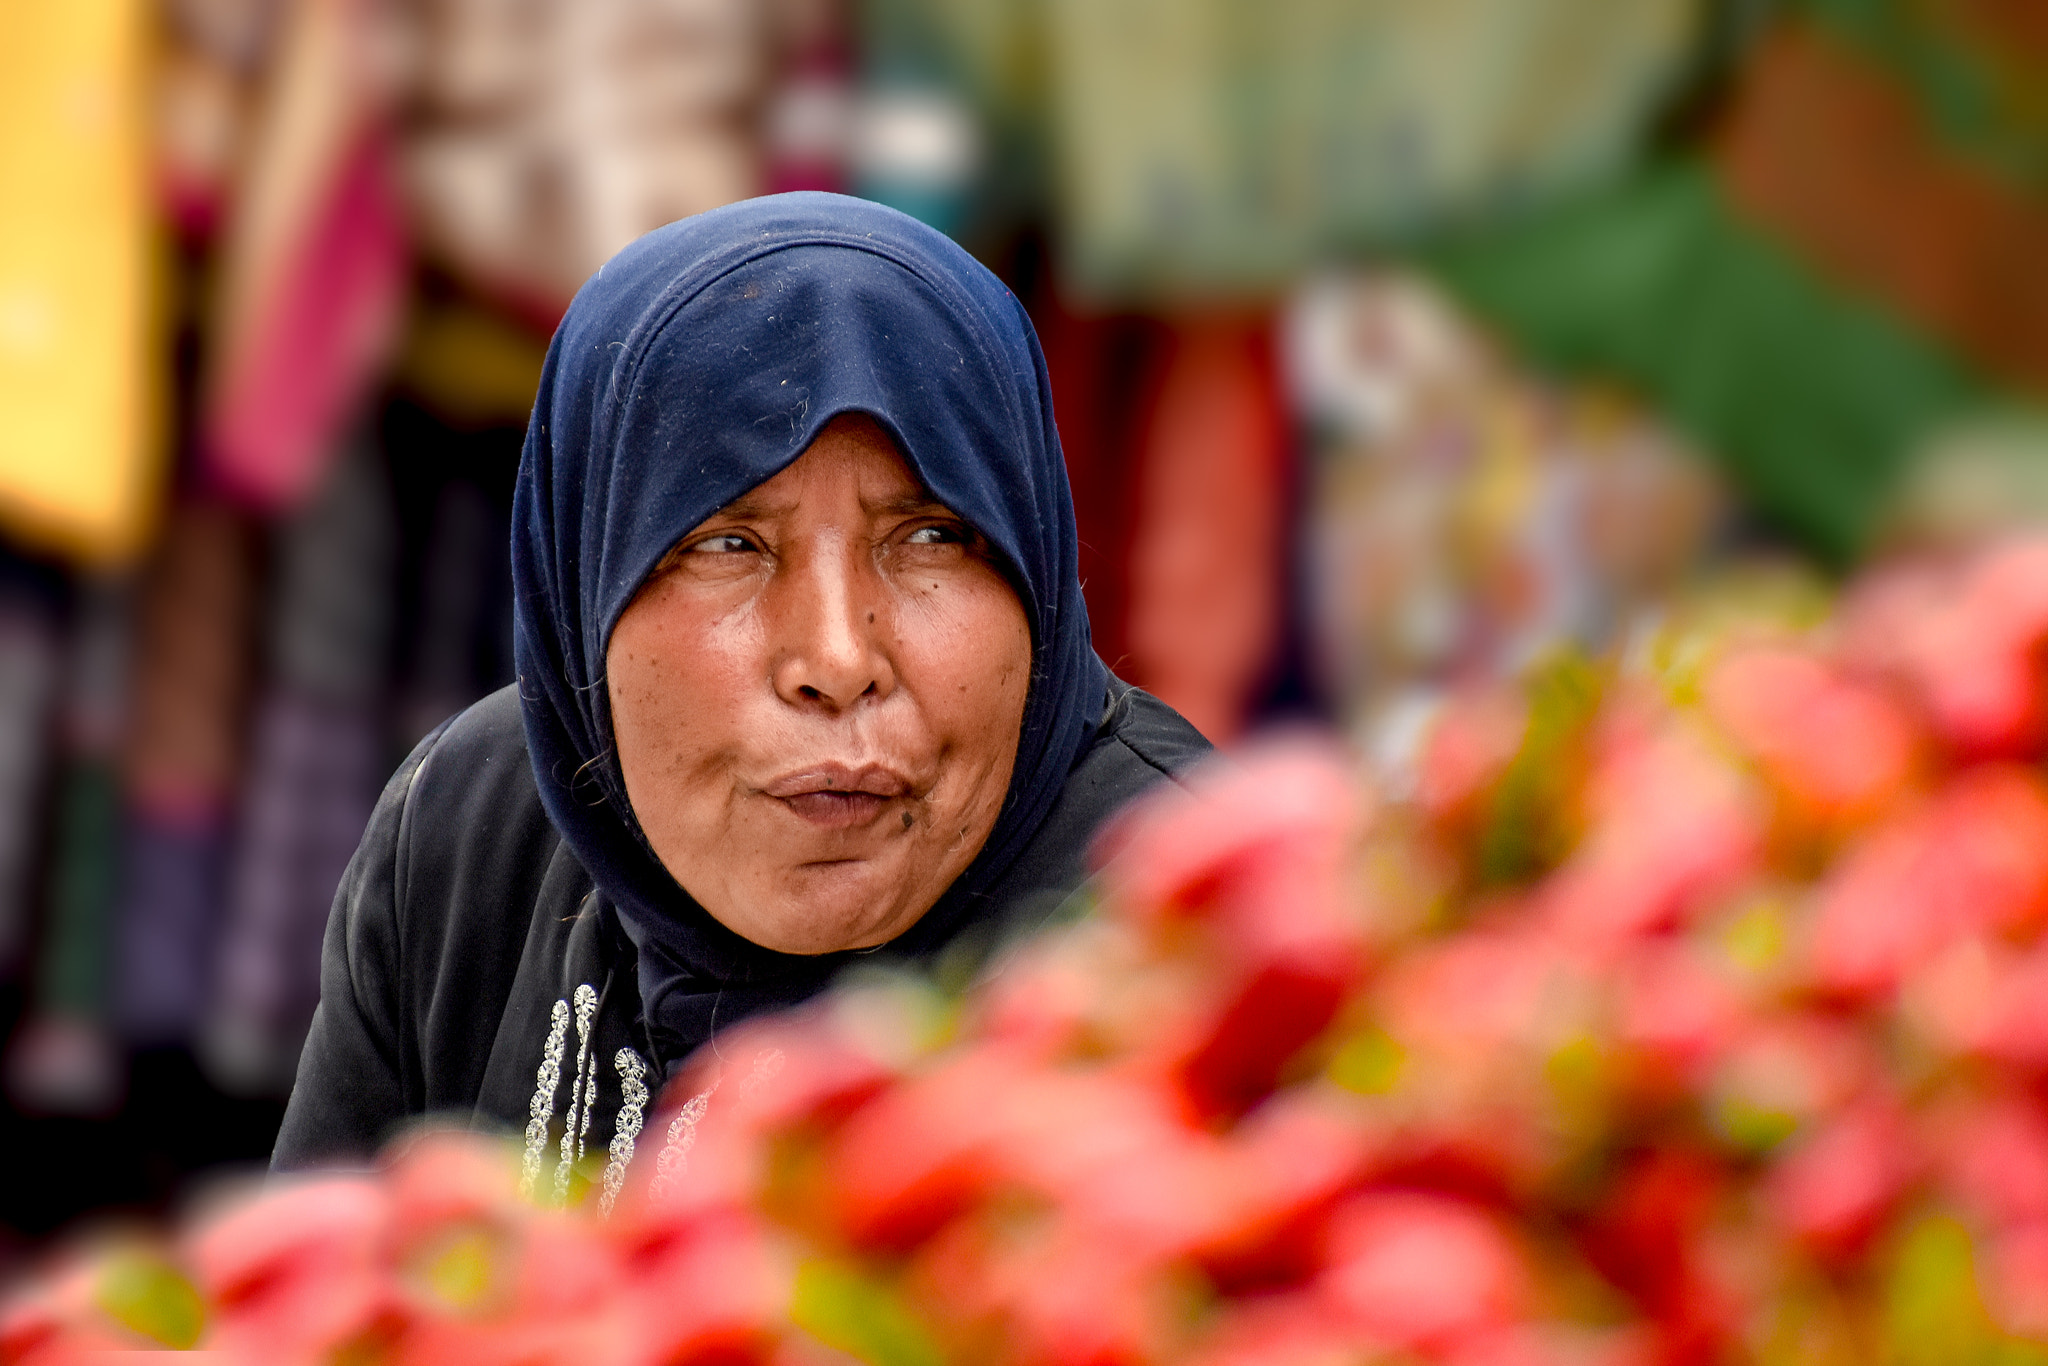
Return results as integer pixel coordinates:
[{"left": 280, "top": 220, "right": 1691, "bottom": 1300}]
[
  {"left": 691, "top": 532, "right": 759, "bottom": 554},
  {"left": 904, "top": 523, "right": 969, "bottom": 546}
]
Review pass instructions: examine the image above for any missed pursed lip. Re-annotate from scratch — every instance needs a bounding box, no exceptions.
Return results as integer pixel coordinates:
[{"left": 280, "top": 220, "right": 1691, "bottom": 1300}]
[
  {"left": 761, "top": 763, "right": 915, "bottom": 799},
  {"left": 760, "top": 763, "right": 918, "bottom": 830}
]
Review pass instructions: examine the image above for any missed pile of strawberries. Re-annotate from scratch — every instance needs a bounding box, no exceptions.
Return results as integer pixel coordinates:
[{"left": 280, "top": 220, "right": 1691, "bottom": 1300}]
[{"left": 14, "top": 536, "right": 2048, "bottom": 1366}]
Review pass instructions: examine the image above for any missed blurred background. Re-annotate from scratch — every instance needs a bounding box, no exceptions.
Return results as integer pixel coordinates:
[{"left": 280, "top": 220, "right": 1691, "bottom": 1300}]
[{"left": 1, "top": 0, "right": 2046, "bottom": 1245}]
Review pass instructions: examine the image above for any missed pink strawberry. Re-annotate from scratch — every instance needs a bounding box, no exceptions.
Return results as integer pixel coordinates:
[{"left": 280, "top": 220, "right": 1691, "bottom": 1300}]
[
  {"left": 1926, "top": 1090, "right": 2048, "bottom": 1231},
  {"left": 184, "top": 1175, "right": 395, "bottom": 1365},
  {"left": 1544, "top": 713, "right": 1761, "bottom": 947},
  {"left": 1418, "top": 688, "right": 1529, "bottom": 828},
  {"left": 1765, "top": 1100, "right": 1918, "bottom": 1257},
  {"left": 1705, "top": 646, "right": 1918, "bottom": 825},
  {"left": 1985, "top": 1220, "right": 2048, "bottom": 1339},
  {"left": 1091, "top": 744, "right": 1360, "bottom": 934},
  {"left": 1316, "top": 1191, "right": 1531, "bottom": 1352}
]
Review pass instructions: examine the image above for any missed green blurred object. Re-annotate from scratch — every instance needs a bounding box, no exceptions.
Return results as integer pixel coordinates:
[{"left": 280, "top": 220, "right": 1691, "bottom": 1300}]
[
  {"left": 95, "top": 1249, "right": 206, "bottom": 1350},
  {"left": 1425, "top": 165, "right": 1984, "bottom": 562},
  {"left": 1882, "top": 1216, "right": 2000, "bottom": 1366},
  {"left": 38, "top": 760, "right": 119, "bottom": 1020},
  {"left": 1479, "top": 652, "right": 1601, "bottom": 887},
  {"left": 792, "top": 1259, "right": 946, "bottom": 1366}
]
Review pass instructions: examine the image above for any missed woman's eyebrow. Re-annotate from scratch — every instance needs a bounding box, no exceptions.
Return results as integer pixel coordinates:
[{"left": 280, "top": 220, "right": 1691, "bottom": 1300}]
[{"left": 868, "top": 493, "right": 951, "bottom": 516}]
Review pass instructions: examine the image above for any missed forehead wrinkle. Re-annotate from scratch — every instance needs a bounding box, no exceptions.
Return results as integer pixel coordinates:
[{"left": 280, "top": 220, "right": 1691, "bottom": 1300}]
[{"left": 704, "top": 489, "right": 794, "bottom": 522}]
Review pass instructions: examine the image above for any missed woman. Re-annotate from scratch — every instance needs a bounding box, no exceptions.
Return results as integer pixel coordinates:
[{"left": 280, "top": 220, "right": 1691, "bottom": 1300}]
[{"left": 272, "top": 194, "right": 1209, "bottom": 1178}]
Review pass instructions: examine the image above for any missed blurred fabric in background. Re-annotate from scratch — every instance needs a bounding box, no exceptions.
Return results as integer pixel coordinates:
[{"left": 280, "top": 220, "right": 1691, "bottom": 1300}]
[{"left": 3, "top": 0, "right": 2048, "bottom": 1244}]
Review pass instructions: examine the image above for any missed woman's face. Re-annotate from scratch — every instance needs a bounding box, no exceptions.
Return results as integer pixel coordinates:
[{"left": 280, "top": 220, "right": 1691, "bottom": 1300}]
[{"left": 607, "top": 414, "right": 1033, "bottom": 955}]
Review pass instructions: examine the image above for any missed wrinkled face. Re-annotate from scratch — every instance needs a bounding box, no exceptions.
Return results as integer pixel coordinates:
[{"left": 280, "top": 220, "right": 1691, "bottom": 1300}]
[{"left": 607, "top": 414, "right": 1033, "bottom": 955}]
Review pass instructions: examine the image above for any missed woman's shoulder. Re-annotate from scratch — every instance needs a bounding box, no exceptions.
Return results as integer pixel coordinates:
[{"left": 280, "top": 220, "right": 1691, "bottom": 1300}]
[
  {"left": 386, "top": 684, "right": 581, "bottom": 957},
  {"left": 274, "top": 685, "right": 599, "bottom": 1167},
  {"left": 1092, "top": 679, "right": 1212, "bottom": 783}
]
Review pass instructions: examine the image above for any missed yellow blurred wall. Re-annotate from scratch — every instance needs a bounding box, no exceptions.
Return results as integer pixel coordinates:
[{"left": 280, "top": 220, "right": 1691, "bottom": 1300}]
[{"left": 0, "top": 0, "right": 154, "bottom": 565}]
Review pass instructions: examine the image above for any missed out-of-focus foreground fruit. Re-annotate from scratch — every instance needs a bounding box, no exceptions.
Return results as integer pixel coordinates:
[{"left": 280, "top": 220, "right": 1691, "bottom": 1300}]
[{"left": 15, "top": 536, "right": 2048, "bottom": 1365}]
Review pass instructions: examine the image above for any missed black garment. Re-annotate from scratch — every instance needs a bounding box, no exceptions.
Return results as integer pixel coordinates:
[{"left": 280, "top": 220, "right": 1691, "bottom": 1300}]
[{"left": 271, "top": 679, "right": 1207, "bottom": 1171}]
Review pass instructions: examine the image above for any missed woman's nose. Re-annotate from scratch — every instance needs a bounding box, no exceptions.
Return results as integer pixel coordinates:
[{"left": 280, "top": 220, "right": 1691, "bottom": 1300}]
[{"left": 769, "top": 537, "right": 894, "bottom": 710}]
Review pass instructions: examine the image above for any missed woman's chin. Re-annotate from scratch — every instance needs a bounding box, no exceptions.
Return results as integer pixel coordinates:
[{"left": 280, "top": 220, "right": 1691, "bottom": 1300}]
[{"left": 725, "top": 860, "right": 927, "bottom": 955}]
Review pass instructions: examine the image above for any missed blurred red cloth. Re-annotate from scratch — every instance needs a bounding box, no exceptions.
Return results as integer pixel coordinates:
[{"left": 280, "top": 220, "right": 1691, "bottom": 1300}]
[
  {"left": 1041, "top": 299, "right": 1289, "bottom": 743},
  {"left": 1124, "top": 317, "right": 1289, "bottom": 744}
]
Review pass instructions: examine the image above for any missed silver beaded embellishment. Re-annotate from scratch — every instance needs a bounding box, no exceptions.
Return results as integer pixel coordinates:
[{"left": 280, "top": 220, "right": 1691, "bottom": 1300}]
[
  {"left": 519, "top": 998, "right": 572, "bottom": 1200},
  {"left": 599, "top": 1048, "right": 650, "bottom": 1217}
]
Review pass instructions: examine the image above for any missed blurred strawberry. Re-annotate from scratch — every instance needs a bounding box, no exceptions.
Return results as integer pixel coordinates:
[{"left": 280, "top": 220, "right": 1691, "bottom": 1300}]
[
  {"left": 1704, "top": 646, "right": 1919, "bottom": 828},
  {"left": 1190, "top": 1089, "right": 1379, "bottom": 1290},
  {"left": 1935, "top": 767, "right": 2048, "bottom": 938},
  {"left": 1174, "top": 947, "right": 1358, "bottom": 1120},
  {"left": 1926, "top": 1089, "right": 2048, "bottom": 1233},
  {"left": 911, "top": 1219, "right": 1172, "bottom": 1366},
  {"left": 1379, "top": 925, "right": 1569, "bottom": 1062},
  {"left": 1953, "top": 944, "right": 2048, "bottom": 1073},
  {"left": 674, "top": 1010, "right": 901, "bottom": 1143},
  {"left": 630, "top": 1012, "right": 902, "bottom": 1236},
  {"left": 1984, "top": 1219, "right": 2048, "bottom": 1339},
  {"left": 1179, "top": 1292, "right": 1358, "bottom": 1366},
  {"left": 822, "top": 1043, "right": 1030, "bottom": 1252},
  {"left": 183, "top": 1175, "right": 394, "bottom": 1365},
  {"left": 1316, "top": 1191, "right": 1531, "bottom": 1353},
  {"left": 1613, "top": 941, "right": 1747, "bottom": 1095},
  {"left": 1765, "top": 1100, "right": 1918, "bottom": 1258},
  {"left": 390, "top": 1208, "right": 640, "bottom": 1366},
  {"left": 1543, "top": 709, "right": 1761, "bottom": 947},
  {"left": 1807, "top": 766, "right": 2048, "bottom": 999},
  {"left": 1927, "top": 539, "right": 2048, "bottom": 759},
  {"left": 1091, "top": 744, "right": 1361, "bottom": 933},
  {"left": 383, "top": 1129, "right": 524, "bottom": 1240},
  {"left": 627, "top": 1211, "right": 791, "bottom": 1366},
  {"left": 1706, "top": 1016, "right": 1874, "bottom": 1155},
  {"left": 1809, "top": 816, "right": 1949, "bottom": 999},
  {"left": 0, "top": 1248, "right": 199, "bottom": 1363},
  {"left": 1577, "top": 1148, "right": 1726, "bottom": 1325},
  {"left": 1848, "top": 538, "right": 2048, "bottom": 761},
  {"left": 1419, "top": 687, "right": 1530, "bottom": 828},
  {"left": 973, "top": 928, "right": 1124, "bottom": 1059},
  {"left": 1094, "top": 747, "right": 1370, "bottom": 1118},
  {"left": 1445, "top": 1323, "right": 1658, "bottom": 1366}
]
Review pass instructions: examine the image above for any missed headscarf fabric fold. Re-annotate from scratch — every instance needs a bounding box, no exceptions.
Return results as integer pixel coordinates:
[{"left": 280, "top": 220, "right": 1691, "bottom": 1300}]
[{"left": 511, "top": 193, "right": 1107, "bottom": 1073}]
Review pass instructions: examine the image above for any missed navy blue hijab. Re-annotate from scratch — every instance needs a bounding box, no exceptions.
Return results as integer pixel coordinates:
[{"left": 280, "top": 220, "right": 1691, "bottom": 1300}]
[{"left": 512, "top": 193, "right": 1108, "bottom": 1075}]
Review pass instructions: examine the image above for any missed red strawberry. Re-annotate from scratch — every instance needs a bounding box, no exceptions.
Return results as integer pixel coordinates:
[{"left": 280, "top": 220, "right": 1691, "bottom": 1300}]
[
  {"left": 1765, "top": 1100, "right": 1918, "bottom": 1257},
  {"left": 1317, "top": 1192, "right": 1531, "bottom": 1352},
  {"left": 184, "top": 1175, "right": 395, "bottom": 1365},
  {"left": 1705, "top": 646, "right": 1919, "bottom": 826},
  {"left": 1578, "top": 1148, "right": 1726, "bottom": 1323},
  {"left": 1192, "top": 1090, "right": 1380, "bottom": 1290},
  {"left": 1418, "top": 688, "right": 1530, "bottom": 827},
  {"left": 1614, "top": 941, "right": 1746, "bottom": 1091},
  {"left": 1985, "top": 1220, "right": 2048, "bottom": 1339},
  {"left": 1180, "top": 1292, "right": 1358, "bottom": 1366},
  {"left": 1927, "top": 1090, "right": 2048, "bottom": 1232},
  {"left": 822, "top": 1044, "right": 1028, "bottom": 1252},
  {"left": 1544, "top": 713, "right": 1761, "bottom": 947},
  {"left": 629, "top": 1211, "right": 790, "bottom": 1366},
  {"left": 1092, "top": 744, "right": 1361, "bottom": 934}
]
